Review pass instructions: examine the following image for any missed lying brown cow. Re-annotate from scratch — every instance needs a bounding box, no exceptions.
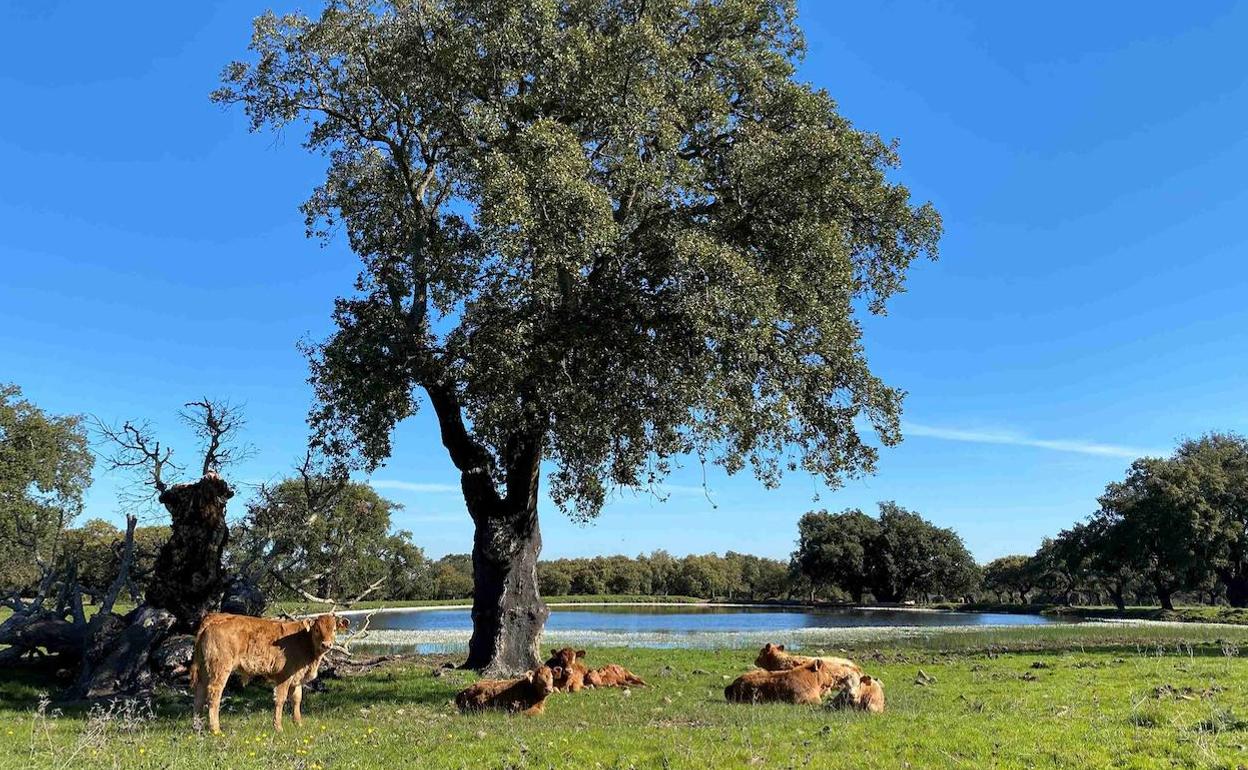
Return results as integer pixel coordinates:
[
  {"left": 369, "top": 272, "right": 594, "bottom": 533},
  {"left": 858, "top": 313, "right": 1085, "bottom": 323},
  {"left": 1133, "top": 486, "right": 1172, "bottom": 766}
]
[
  {"left": 584, "top": 663, "right": 647, "bottom": 688},
  {"left": 191, "top": 612, "right": 348, "bottom": 734},
  {"left": 455, "top": 664, "right": 562, "bottom": 715},
  {"left": 830, "top": 674, "right": 886, "bottom": 713},
  {"left": 724, "top": 659, "right": 851, "bottom": 705},
  {"left": 754, "top": 643, "right": 862, "bottom": 676},
  {"left": 545, "top": 648, "right": 588, "bottom": 692}
]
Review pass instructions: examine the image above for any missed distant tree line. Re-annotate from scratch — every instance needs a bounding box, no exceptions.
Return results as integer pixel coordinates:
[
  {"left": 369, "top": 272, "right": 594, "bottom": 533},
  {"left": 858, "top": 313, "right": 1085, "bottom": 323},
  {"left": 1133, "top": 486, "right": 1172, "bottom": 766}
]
[{"left": 537, "top": 552, "right": 790, "bottom": 601}]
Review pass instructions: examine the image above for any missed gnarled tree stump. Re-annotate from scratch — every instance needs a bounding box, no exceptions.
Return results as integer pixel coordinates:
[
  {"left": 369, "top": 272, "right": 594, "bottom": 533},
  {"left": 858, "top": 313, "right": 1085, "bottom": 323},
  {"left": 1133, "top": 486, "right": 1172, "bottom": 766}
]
[{"left": 146, "top": 473, "right": 233, "bottom": 632}]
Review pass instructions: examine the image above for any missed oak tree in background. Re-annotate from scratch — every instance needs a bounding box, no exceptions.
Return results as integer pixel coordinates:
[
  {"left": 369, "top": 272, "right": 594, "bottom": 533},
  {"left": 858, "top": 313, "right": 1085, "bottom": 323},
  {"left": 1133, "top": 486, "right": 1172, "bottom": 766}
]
[
  {"left": 868, "top": 502, "right": 979, "bottom": 603},
  {"left": 234, "top": 469, "right": 408, "bottom": 605},
  {"left": 215, "top": 0, "right": 940, "bottom": 673},
  {"left": 0, "top": 384, "right": 94, "bottom": 608},
  {"left": 1091, "top": 456, "right": 1207, "bottom": 611},
  {"left": 792, "top": 508, "right": 878, "bottom": 602},
  {"left": 793, "top": 502, "right": 977, "bottom": 603},
  {"left": 1088, "top": 432, "right": 1248, "bottom": 610},
  {"left": 981, "top": 554, "right": 1036, "bottom": 604},
  {"left": 1173, "top": 434, "right": 1248, "bottom": 606}
]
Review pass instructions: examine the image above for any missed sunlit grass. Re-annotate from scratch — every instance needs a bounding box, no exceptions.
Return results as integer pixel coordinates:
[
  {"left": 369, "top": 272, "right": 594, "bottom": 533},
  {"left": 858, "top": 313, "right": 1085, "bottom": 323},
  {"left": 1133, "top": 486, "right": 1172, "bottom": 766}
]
[{"left": 6, "top": 625, "right": 1248, "bottom": 768}]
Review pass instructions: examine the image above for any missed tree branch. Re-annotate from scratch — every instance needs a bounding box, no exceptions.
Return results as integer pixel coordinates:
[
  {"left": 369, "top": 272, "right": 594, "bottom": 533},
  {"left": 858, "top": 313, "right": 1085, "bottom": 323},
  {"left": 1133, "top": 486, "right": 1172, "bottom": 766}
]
[{"left": 100, "top": 514, "right": 137, "bottom": 616}]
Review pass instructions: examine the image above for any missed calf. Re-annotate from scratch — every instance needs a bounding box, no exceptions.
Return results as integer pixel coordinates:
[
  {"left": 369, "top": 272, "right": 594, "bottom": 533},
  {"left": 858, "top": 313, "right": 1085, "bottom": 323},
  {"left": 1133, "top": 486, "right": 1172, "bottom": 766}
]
[
  {"left": 584, "top": 663, "right": 647, "bottom": 688},
  {"left": 754, "top": 643, "right": 861, "bottom": 676},
  {"left": 191, "top": 612, "right": 347, "bottom": 734},
  {"left": 545, "top": 648, "right": 588, "bottom": 692},
  {"left": 830, "top": 674, "right": 886, "bottom": 713},
  {"left": 724, "top": 659, "right": 848, "bottom": 705},
  {"left": 455, "top": 665, "right": 562, "bottom": 715}
]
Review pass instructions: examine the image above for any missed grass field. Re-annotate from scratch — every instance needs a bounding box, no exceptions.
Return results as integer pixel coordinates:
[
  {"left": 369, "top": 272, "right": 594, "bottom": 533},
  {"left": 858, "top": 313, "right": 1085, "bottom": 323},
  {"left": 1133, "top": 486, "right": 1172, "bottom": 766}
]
[{"left": 6, "top": 624, "right": 1248, "bottom": 769}]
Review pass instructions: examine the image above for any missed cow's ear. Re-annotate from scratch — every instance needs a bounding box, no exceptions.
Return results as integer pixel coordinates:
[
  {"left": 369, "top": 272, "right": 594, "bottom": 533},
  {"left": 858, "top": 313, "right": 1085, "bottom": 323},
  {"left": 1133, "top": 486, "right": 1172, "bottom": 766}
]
[
  {"left": 861, "top": 675, "right": 873, "bottom": 684},
  {"left": 302, "top": 619, "right": 314, "bottom": 631},
  {"left": 552, "top": 666, "right": 563, "bottom": 677},
  {"left": 551, "top": 648, "right": 559, "bottom": 657},
  {"left": 777, "top": 644, "right": 785, "bottom": 652},
  {"left": 576, "top": 650, "right": 586, "bottom": 659},
  {"left": 525, "top": 670, "right": 536, "bottom": 683},
  {"left": 337, "top": 617, "right": 349, "bottom": 631},
  {"left": 812, "top": 659, "right": 824, "bottom": 671}
]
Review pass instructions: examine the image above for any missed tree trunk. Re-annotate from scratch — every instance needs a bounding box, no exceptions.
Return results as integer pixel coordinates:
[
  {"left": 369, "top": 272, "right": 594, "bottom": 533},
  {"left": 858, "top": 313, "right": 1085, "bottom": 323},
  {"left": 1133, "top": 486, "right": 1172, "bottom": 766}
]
[
  {"left": 73, "top": 607, "right": 176, "bottom": 698},
  {"left": 426, "top": 384, "right": 549, "bottom": 676},
  {"left": 463, "top": 504, "right": 549, "bottom": 676},
  {"left": 1220, "top": 570, "right": 1248, "bottom": 608},
  {"left": 1109, "top": 585, "right": 1126, "bottom": 611},
  {"left": 1156, "top": 586, "right": 1174, "bottom": 611},
  {"left": 146, "top": 473, "right": 233, "bottom": 632}
]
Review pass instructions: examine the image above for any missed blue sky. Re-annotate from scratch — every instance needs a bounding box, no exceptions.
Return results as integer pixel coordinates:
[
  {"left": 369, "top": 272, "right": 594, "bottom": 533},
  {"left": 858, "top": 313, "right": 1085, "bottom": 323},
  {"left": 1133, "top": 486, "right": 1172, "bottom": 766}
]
[{"left": 2, "top": 1, "right": 1246, "bottom": 563}]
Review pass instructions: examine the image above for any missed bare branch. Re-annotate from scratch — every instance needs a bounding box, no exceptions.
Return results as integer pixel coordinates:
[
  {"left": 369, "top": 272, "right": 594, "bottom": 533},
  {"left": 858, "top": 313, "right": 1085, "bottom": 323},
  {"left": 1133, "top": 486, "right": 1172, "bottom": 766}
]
[
  {"left": 181, "top": 399, "right": 251, "bottom": 476},
  {"left": 93, "top": 418, "right": 180, "bottom": 494},
  {"left": 267, "top": 569, "right": 385, "bottom": 608}
]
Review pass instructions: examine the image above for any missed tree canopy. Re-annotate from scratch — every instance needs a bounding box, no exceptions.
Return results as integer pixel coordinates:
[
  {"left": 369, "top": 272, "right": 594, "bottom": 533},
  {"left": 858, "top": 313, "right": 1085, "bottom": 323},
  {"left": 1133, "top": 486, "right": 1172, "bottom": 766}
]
[
  {"left": 214, "top": 0, "right": 940, "bottom": 521},
  {"left": 233, "top": 476, "right": 409, "bottom": 604},
  {"left": 792, "top": 502, "right": 977, "bottom": 603},
  {"left": 0, "top": 384, "right": 94, "bottom": 597}
]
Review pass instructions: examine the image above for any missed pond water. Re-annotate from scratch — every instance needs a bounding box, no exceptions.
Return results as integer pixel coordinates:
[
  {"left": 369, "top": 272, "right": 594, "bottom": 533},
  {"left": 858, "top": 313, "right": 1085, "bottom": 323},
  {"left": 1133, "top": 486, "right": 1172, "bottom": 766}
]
[
  {"left": 365, "top": 604, "right": 1063, "bottom": 633},
  {"left": 348, "top": 604, "right": 1069, "bottom": 653}
]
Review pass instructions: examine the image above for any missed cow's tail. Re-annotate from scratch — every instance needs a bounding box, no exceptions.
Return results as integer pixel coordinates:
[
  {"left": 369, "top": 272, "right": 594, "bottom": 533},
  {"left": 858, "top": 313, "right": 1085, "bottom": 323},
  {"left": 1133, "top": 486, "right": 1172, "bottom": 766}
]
[{"left": 189, "top": 620, "right": 210, "bottom": 690}]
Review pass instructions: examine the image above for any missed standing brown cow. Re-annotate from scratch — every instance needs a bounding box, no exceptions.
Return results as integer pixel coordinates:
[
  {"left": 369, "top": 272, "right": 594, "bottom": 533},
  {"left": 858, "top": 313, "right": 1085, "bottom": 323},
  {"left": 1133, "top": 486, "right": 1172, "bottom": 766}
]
[{"left": 191, "top": 612, "right": 348, "bottom": 734}]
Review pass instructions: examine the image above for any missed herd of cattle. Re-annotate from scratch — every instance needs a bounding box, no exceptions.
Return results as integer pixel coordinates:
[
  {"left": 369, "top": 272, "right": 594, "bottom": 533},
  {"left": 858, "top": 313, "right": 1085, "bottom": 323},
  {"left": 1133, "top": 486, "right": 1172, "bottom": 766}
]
[{"left": 190, "top": 613, "right": 885, "bottom": 734}]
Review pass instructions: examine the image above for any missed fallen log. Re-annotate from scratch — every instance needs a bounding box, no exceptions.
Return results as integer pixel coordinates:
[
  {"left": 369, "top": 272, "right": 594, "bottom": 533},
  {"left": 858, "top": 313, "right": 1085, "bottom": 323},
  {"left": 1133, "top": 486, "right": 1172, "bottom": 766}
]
[{"left": 0, "top": 611, "right": 88, "bottom": 659}]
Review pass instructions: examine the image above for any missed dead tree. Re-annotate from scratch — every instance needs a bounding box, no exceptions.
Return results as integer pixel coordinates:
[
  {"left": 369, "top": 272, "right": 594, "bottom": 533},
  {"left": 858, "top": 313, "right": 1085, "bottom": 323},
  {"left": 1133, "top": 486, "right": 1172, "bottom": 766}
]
[{"left": 68, "top": 401, "right": 242, "bottom": 697}]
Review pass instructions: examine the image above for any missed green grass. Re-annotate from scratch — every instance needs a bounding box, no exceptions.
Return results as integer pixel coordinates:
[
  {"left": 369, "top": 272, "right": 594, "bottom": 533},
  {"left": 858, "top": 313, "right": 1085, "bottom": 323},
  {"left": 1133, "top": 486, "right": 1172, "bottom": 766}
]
[{"left": 7, "top": 625, "right": 1248, "bottom": 768}]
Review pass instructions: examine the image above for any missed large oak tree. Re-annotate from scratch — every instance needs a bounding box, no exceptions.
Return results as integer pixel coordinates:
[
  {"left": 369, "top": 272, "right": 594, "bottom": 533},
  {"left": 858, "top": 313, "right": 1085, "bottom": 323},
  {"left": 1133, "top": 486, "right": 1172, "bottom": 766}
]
[{"left": 215, "top": 0, "right": 940, "bottom": 673}]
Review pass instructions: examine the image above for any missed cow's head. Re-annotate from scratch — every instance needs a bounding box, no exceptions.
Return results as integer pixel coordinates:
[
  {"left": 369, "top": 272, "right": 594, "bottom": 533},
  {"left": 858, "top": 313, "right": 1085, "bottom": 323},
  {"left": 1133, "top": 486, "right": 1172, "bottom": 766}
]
[
  {"left": 307, "top": 613, "right": 346, "bottom": 653},
  {"left": 754, "top": 642, "right": 787, "bottom": 669},
  {"left": 526, "top": 665, "right": 559, "bottom": 697},
  {"left": 831, "top": 674, "right": 885, "bottom": 713},
  {"left": 546, "top": 647, "right": 586, "bottom": 668}
]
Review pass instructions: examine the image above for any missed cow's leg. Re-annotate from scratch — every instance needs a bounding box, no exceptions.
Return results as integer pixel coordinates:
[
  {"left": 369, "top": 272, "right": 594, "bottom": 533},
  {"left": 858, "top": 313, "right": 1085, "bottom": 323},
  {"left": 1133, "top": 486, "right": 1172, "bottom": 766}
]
[
  {"left": 207, "top": 673, "right": 229, "bottom": 735},
  {"left": 291, "top": 684, "right": 304, "bottom": 726},
  {"left": 192, "top": 666, "right": 206, "bottom": 723},
  {"left": 273, "top": 681, "right": 289, "bottom": 732}
]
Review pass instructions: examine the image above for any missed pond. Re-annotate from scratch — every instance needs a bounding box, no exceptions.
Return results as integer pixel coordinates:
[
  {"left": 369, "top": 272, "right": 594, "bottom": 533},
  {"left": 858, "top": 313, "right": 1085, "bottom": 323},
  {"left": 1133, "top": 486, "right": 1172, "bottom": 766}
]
[{"left": 345, "top": 603, "right": 1073, "bottom": 654}]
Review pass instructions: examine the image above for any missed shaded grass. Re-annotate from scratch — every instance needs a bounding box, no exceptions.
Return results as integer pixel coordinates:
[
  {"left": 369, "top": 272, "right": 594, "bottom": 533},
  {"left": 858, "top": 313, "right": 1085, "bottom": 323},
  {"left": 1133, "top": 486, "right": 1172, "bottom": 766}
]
[{"left": 6, "top": 626, "right": 1248, "bottom": 768}]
